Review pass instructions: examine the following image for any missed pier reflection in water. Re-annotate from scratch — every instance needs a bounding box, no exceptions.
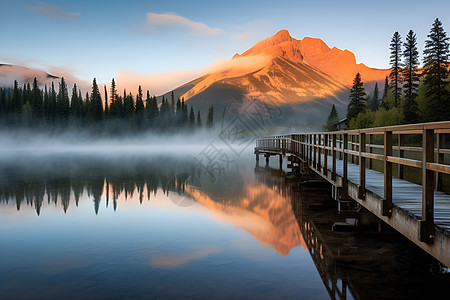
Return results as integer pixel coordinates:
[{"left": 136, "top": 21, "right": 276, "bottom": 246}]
[
  {"left": 0, "top": 153, "right": 449, "bottom": 299},
  {"left": 256, "top": 163, "right": 450, "bottom": 300}
]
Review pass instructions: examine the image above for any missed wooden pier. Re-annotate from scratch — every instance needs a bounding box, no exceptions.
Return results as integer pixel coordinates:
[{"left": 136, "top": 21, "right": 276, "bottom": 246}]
[{"left": 255, "top": 121, "right": 450, "bottom": 267}]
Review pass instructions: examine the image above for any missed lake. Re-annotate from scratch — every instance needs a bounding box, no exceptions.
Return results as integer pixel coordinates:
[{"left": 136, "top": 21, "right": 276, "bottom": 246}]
[{"left": 0, "top": 141, "right": 449, "bottom": 299}]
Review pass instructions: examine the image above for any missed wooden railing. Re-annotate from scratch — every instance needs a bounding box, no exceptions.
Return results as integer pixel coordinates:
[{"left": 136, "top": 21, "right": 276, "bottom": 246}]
[{"left": 256, "top": 121, "right": 450, "bottom": 244}]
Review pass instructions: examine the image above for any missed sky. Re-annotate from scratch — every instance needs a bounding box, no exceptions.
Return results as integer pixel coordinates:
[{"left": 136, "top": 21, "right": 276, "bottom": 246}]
[{"left": 1, "top": 0, "right": 450, "bottom": 95}]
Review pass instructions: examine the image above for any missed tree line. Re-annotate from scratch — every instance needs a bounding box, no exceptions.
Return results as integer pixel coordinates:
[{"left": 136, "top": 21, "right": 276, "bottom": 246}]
[
  {"left": 324, "top": 18, "right": 450, "bottom": 131},
  {"left": 0, "top": 77, "right": 214, "bottom": 134}
]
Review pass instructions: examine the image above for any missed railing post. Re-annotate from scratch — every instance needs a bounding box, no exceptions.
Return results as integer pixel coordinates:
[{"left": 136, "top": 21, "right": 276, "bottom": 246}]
[
  {"left": 343, "top": 133, "right": 348, "bottom": 190},
  {"left": 368, "top": 134, "right": 373, "bottom": 169},
  {"left": 359, "top": 132, "right": 366, "bottom": 199},
  {"left": 398, "top": 134, "right": 404, "bottom": 179},
  {"left": 317, "top": 134, "right": 322, "bottom": 172},
  {"left": 420, "top": 129, "right": 435, "bottom": 244},
  {"left": 313, "top": 134, "right": 317, "bottom": 168},
  {"left": 323, "top": 134, "right": 328, "bottom": 176},
  {"left": 332, "top": 134, "right": 337, "bottom": 181},
  {"left": 436, "top": 133, "right": 444, "bottom": 191},
  {"left": 301, "top": 135, "right": 305, "bottom": 160},
  {"left": 309, "top": 135, "right": 312, "bottom": 165},
  {"left": 383, "top": 131, "right": 393, "bottom": 217}
]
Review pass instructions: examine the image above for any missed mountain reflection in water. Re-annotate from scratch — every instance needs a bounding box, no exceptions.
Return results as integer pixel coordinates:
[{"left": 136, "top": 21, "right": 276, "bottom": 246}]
[{"left": 0, "top": 154, "right": 304, "bottom": 256}]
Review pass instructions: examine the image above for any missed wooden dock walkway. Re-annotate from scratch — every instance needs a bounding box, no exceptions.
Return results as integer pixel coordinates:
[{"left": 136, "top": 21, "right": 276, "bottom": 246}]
[{"left": 255, "top": 121, "right": 450, "bottom": 267}]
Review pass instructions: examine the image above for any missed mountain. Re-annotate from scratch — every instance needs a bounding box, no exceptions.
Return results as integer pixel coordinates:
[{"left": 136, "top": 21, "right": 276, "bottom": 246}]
[
  {"left": 0, "top": 64, "right": 91, "bottom": 94},
  {"left": 174, "top": 30, "right": 390, "bottom": 126},
  {"left": 0, "top": 64, "right": 58, "bottom": 86}
]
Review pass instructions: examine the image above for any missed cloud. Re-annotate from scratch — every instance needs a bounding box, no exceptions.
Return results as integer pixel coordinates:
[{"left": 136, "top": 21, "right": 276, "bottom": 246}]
[
  {"left": 145, "top": 12, "right": 222, "bottom": 36},
  {"left": 27, "top": 1, "right": 80, "bottom": 20}
]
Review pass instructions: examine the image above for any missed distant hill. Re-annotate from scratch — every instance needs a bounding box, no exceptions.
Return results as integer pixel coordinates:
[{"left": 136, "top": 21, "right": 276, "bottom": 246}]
[
  {"left": 0, "top": 64, "right": 58, "bottom": 87},
  {"left": 0, "top": 64, "right": 91, "bottom": 94}
]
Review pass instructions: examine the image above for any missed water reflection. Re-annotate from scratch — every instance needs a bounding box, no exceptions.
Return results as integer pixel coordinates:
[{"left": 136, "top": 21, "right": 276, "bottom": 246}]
[
  {"left": 1, "top": 153, "right": 318, "bottom": 299},
  {"left": 0, "top": 155, "right": 197, "bottom": 215},
  {"left": 0, "top": 154, "right": 304, "bottom": 256},
  {"left": 1, "top": 153, "right": 449, "bottom": 299},
  {"left": 256, "top": 164, "right": 450, "bottom": 300}
]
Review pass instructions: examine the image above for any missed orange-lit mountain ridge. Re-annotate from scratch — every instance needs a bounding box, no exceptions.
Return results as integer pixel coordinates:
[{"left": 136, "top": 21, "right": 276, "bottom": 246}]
[{"left": 175, "top": 30, "right": 389, "bottom": 125}]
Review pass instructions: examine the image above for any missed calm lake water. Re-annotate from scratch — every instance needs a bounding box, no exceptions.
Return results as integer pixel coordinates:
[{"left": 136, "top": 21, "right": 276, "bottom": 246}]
[{"left": 0, "top": 144, "right": 449, "bottom": 299}]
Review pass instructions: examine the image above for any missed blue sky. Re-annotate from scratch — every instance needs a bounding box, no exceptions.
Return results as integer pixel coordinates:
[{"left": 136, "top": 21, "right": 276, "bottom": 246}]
[{"left": 1, "top": 0, "right": 450, "bottom": 94}]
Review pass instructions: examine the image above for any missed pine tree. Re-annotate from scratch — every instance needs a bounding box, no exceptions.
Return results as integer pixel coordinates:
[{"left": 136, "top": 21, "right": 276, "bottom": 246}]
[
  {"left": 71, "top": 83, "right": 81, "bottom": 119},
  {"left": 422, "top": 18, "right": 450, "bottom": 121},
  {"left": 23, "top": 83, "right": 30, "bottom": 107},
  {"left": 323, "top": 104, "right": 339, "bottom": 131},
  {"left": 104, "top": 84, "right": 109, "bottom": 119},
  {"left": 145, "top": 90, "right": 151, "bottom": 110},
  {"left": 381, "top": 76, "right": 390, "bottom": 110},
  {"left": 149, "top": 95, "right": 158, "bottom": 119},
  {"left": 123, "top": 90, "right": 135, "bottom": 118},
  {"left": 78, "top": 90, "right": 84, "bottom": 122},
  {"left": 11, "top": 80, "right": 22, "bottom": 113},
  {"left": 197, "top": 110, "right": 202, "bottom": 127},
  {"left": 189, "top": 106, "right": 195, "bottom": 127},
  {"left": 0, "top": 88, "right": 5, "bottom": 115},
  {"left": 181, "top": 98, "right": 188, "bottom": 125},
  {"left": 170, "top": 91, "right": 175, "bottom": 113},
  {"left": 389, "top": 31, "right": 402, "bottom": 107},
  {"left": 30, "top": 77, "right": 43, "bottom": 122},
  {"left": 135, "top": 86, "right": 144, "bottom": 127},
  {"left": 347, "top": 73, "right": 367, "bottom": 120},
  {"left": 57, "top": 77, "right": 70, "bottom": 124},
  {"left": 206, "top": 106, "right": 214, "bottom": 128},
  {"left": 176, "top": 98, "right": 182, "bottom": 125},
  {"left": 49, "top": 82, "right": 57, "bottom": 123},
  {"left": 136, "top": 86, "right": 144, "bottom": 113},
  {"left": 43, "top": 85, "right": 49, "bottom": 121},
  {"left": 87, "top": 78, "right": 103, "bottom": 121},
  {"left": 402, "top": 30, "right": 420, "bottom": 124},
  {"left": 369, "top": 83, "right": 380, "bottom": 111},
  {"left": 109, "top": 78, "right": 120, "bottom": 118}
]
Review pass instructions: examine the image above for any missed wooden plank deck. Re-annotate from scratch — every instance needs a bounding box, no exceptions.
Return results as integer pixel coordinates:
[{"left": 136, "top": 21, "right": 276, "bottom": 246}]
[{"left": 321, "top": 154, "right": 450, "bottom": 232}]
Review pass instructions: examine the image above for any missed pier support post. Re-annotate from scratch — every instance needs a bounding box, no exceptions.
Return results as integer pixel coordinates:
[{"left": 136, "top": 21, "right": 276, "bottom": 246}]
[
  {"left": 420, "top": 129, "right": 435, "bottom": 244},
  {"left": 382, "top": 131, "right": 393, "bottom": 217},
  {"left": 279, "top": 154, "right": 283, "bottom": 169},
  {"left": 265, "top": 153, "right": 270, "bottom": 165}
]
